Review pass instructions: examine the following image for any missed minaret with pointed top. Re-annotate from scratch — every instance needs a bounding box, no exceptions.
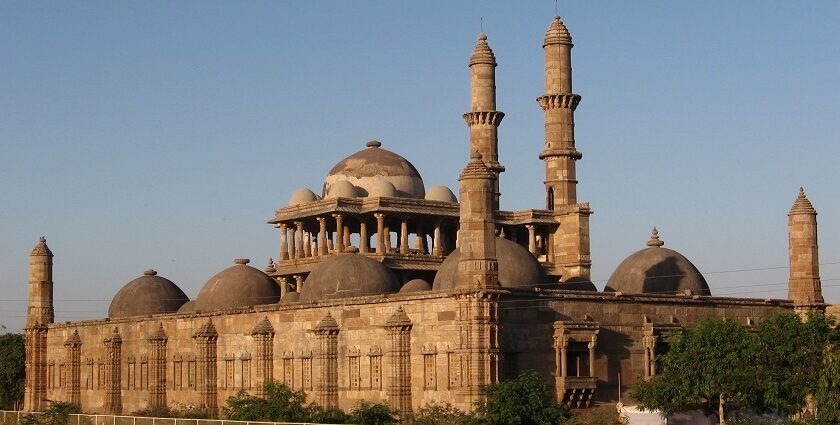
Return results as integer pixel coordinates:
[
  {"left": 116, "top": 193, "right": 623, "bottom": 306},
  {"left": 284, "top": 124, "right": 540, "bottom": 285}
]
[
  {"left": 788, "top": 188, "right": 824, "bottom": 311},
  {"left": 464, "top": 33, "right": 505, "bottom": 210},
  {"left": 27, "top": 237, "right": 54, "bottom": 327},
  {"left": 538, "top": 16, "right": 592, "bottom": 282},
  {"left": 539, "top": 16, "right": 580, "bottom": 208},
  {"left": 457, "top": 151, "right": 499, "bottom": 289}
]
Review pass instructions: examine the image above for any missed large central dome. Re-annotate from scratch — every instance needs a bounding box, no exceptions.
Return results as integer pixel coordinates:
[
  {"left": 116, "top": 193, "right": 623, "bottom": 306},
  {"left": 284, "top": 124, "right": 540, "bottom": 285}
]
[{"left": 323, "top": 140, "right": 425, "bottom": 199}]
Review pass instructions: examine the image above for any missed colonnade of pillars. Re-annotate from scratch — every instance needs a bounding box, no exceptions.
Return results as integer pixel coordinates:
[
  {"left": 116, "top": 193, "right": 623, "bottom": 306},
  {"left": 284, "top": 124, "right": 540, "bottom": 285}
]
[{"left": 277, "top": 214, "right": 455, "bottom": 262}]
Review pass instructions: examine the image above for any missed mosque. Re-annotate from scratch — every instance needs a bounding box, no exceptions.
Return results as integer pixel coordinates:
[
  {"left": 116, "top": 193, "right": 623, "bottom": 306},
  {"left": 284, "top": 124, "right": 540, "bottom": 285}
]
[{"left": 23, "top": 15, "right": 827, "bottom": 415}]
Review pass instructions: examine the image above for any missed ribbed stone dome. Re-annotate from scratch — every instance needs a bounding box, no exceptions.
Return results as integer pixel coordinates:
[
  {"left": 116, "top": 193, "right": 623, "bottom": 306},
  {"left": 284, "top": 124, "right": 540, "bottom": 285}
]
[
  {"left": 324, "top": 141, "right": 425, "bottom": 199},
  {"left": 400, "top": 278, "right": 432, "bottom": 293},
  {"left": 604, "top": 229, "right": 711, "bottom": 296},
  {"left": 432, "top": 237, "right": 547, "bottom": 290},
  {"left": 195, "top": 259, "right": 280, "bottom": 311},
  {"left": 300, "top": 253, "right": 399, "bottom": 302},
  {"left": 109, "top": 270, "right": 189, "bottom": 318},
  {"left": 289, "top": 188, "right": 320, "bottom": 206},
  {"left": 425, "top": 185, "right": 458, "bottom": 203}
]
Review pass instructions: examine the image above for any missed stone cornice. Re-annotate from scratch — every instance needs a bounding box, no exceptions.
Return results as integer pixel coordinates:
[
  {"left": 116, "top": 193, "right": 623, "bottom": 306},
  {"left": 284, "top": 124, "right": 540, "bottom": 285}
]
[
  {"left": 537, "top": 93, "right": 581, "bottom": 111},
  {"left": 271, "top": 197, "right": 460, "bottom": 224},
  {"left": 538, "top": 147, "right": 583, "bottom": 161},
  {"left": 463, "top": 111, "right": 505, "bottom": 127}
]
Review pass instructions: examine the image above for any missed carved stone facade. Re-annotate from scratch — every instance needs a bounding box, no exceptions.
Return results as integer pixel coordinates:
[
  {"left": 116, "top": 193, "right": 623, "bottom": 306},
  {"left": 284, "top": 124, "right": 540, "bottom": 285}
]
[{"left": 22, "top": 13, "right": 830, "bottom": 417}]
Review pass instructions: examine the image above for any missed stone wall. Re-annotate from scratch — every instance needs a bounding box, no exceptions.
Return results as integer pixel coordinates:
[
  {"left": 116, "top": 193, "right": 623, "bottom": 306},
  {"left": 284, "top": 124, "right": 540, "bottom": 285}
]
[{"left": 36, "top": 289, "right": 790, "bottom": 414}]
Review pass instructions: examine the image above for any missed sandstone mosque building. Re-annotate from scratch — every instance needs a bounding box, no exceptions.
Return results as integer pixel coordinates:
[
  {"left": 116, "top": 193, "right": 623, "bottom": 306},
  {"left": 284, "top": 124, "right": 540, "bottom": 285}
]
[{"left": 23, "top": 16, "right": 827, "bottom": 415}]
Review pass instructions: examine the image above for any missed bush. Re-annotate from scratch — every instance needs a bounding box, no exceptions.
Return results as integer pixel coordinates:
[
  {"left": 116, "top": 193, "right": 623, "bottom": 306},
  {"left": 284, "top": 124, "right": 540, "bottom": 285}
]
[
  {"left": 308, "top": 406, "right": 350, "bottom": 424},
  {"left": 475, "top": 370, "right": 570, "bottom": 425},
  {"left": 223, "top": 382, "right": 310, "bottom": 422},
  {"left": 18, "top": 401, "right": 81, "bottom": 425},
  {"left": 412, "top": 402, "right": 473, "bottom": 425},
  {"left": 131, "top": 405, "right": 207, "bottom": 419},
  {"left": 349, "top": 401, "right": 396, "bottom": 425}
]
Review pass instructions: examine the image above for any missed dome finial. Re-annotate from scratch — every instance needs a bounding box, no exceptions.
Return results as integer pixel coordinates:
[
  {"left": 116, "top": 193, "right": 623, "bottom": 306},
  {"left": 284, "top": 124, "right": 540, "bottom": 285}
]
[
  {"left": 790, "top": 187, "right": 816, "bottom": 215},
  {"left": 234, "top": 258, "right": 250, "bottom": 265},
  {"left": 544, "top": 15, "right": 572, "bottom": 47},
  {"left": 366, "top": 140, "right": 381, "bottom": 148},
  {"left": 144, "top": 269, "right": 157, "bottom": 276},
  {"left": 647, "top": 227, "right": 664, "bottom": 247}
]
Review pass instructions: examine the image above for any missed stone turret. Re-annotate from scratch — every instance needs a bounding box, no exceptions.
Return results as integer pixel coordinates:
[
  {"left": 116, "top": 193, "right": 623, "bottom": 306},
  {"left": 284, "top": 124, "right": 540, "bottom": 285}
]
[
  {"left": 464, "top": 33, "right": 505, "bottom": 210},
  {"left": 27, "top": 237, "right": 54, "bottom": 327},
  {"left": 456, "top": 152, "right": 499, "bottom": 289},
  {"left": 788, "top": 188, "right": 824, "bottom": 312},
  {"left": 538, "top": 16, "right": 592, "bottom": 281}
]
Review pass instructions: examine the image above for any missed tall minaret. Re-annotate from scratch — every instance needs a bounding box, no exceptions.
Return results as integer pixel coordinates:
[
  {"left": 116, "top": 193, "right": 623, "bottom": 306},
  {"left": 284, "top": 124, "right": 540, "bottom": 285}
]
[
  {"left": 457, "top": 151, "right": 499, "bottom": 289},
  {"left": 464, "top": 33, "right": 505, "bottom": 210},
  {"left": 538, "top": 16, "right": 592, "bottom": 281},
  {"left": 538, "top": 16, "right": 581, "bottom": 208},
  {"left": 788, "top": 188, "right": 824, "bottom": 312},
  {"left": 24, "top": 237, "right": 53, "bottom": 412},
  {"left": 27, "top": 236, "right": 54, "bottom": 327}
]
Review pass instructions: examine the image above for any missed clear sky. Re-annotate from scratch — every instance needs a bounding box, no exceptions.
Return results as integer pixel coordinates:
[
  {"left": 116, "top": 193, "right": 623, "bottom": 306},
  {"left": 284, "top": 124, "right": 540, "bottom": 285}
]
[{"left": 2, "top": 2, "right": 839, "bottom": 332}]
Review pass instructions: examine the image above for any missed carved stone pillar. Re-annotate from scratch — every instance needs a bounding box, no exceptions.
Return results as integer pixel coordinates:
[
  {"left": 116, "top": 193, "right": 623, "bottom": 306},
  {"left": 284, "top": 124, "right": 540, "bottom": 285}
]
[
  {"left": 313, "top": 313, "right": 339, "bottom": 409},
  {"left": 375, "top": 213, "right": 386, "bottom": 254},
  {"left": 416, "top": 226, "right": 426, "bottom": 253},
  {"left": 588, "top": 336, "right": 596, "bottom": 378},
  {"left": 317, "top": 217, "right": 328, "bottom": 256},
  {"left": 24, "top": 325, "right": 48, "bottom": 411},
  {"left": 64, "top": 331, "right": 82, "bottom": 406},
  {"left": 333, "top": 215, "right": 344, "bottom": 254},
  {"left": 104, "top": 327, "right": 122, "bottom": 414},
  {"left": 148, "top": 324, "right": 168, "bottom": 409},
  {"left": 399, "top": 220, "right": 409, "bottom": 254},
  {"left": 343, "top": 225, "right": 351, "bottom": 249},
  {"left": 286, "top": 226, "right": 295, "bottom": 260},
  {"left": 278, "top": 277, "right": 289, "bottom": 298},
  {"left": 193, "top": 319, "right": 218, "bottom": 415},
  {"left": 279, "top": 223, "right": 289, "bottom": 261},
  {"left": 251, "top": 318, "right": 275, "bottom": 398},
  {"left": 293, "top": 222, "right": 304, "bottom": 258},
  {"left": 432, "top": 221, "right": 443, "bottom": 256},
  {"left": 526, "top": 225, "right": 537, "bottom": 256},
  {"left": 385, "top": 307, "right": 413, "bottom": 416},
  {"left": 360, "top": 219, "right": 369, "bottom": 253}
]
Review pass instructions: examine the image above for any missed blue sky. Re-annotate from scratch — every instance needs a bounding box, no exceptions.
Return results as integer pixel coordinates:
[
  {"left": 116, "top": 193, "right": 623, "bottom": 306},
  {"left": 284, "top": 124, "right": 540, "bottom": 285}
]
[{"left": 2, "top": 2, "right": 839, "bottom": 331}]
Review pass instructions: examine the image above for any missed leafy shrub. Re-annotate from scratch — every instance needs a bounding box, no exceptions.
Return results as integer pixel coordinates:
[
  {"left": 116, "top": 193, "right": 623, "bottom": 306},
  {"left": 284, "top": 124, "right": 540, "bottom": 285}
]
[
  {"left": 475, "top": 370, "right": 570, "bottom": 425},
  {"left": 349, "top": 400, "right": 396, "bottom": 425},
  {"left": 308, "top": 406, "right": 350, "bottom": 424},
  {"left": 412, "top": 402, "right": 473, "bottom": 425}
]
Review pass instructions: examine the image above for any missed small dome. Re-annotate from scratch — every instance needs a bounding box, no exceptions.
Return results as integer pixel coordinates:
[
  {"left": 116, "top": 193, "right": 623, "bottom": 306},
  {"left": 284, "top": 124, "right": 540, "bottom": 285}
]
[
  {"left": 177, "top": 300, "right": 197, "bottom": 313},
  {"left": 425, "top": 185, "right": 458, "bottom": 203},
  {"left": 324, "top": 141, "right": 425, "bottom": 199},
  {"left": 300, "top": 253, "right": 399, "bottom": 302},
  {"left": 604, "top": 229, "right": 710, "bottom": 296},
  {"left": 279, "top": 292, "right": 300, "bottom": 305},
  {"left": 109, "top": 269, "right": 189, "bottom": 318},
  {"left": 289, "top": 188, "right": 320, "bottom": 206},
  {"left": 433, "top": 237, "right": 547, "bottom": 290},
  {"left": 400, "top": 278, "right": 432, "bottom": 293},
  {"left": 195, "top": 259, "right": 280, "bottom": 311},
  {"left": 557, "top": 277, "right": 598, "bottom": 292},
  {"left": 544, "top": 16, "right": 573, "bottom": 47},
  {"left": 367, "top": 177, "right": 397, "bottom": 198},
  {"left": 325, "top": 180, "right": 358, "bottom": 199}
]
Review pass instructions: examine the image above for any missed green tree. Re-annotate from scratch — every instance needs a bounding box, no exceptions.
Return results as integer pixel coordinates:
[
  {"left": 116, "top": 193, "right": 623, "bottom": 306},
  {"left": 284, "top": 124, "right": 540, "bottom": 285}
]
[
  {"left": 0, "top": 332, "right": 25, "bottom": 410},
  {"left": 630, "top": 318, "right": 761, "bottom": 425},
  {"left": 755, "top": 312, "right": 836, "bottom": 415},
  {"left": 348, "top": 401, "right": 396, "bottom": 425},
  {"left": 815, "top": 343, "right": 840, "bottom": 423},
  {"left": 222, "top": 382, "right": 311, "bottom": 422},
  {"left": 412, "top": 402, "right": 473, "bottom": 425},
  {"left": 474, "top": 370, "right": 570, "bottom": 425}
]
